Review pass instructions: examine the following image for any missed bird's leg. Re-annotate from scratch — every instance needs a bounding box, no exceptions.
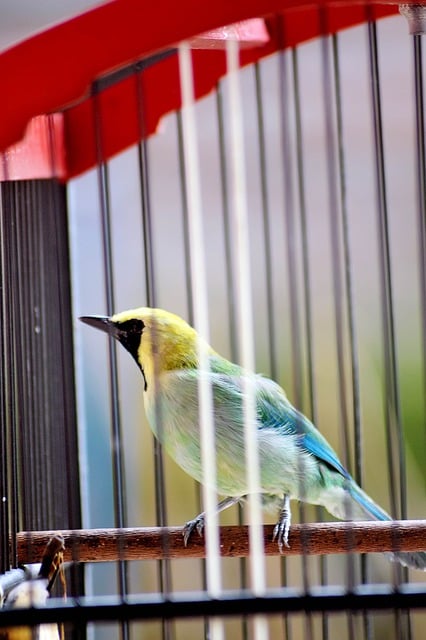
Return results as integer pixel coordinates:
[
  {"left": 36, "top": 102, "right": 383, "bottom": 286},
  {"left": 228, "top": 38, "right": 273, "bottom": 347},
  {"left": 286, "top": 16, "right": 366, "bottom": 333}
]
[
  {"left": 183, "top": 496, "right": 245, "bottom": 546},
  {"left": 272, "top": 494, "right": 291, "bottom": 552}
]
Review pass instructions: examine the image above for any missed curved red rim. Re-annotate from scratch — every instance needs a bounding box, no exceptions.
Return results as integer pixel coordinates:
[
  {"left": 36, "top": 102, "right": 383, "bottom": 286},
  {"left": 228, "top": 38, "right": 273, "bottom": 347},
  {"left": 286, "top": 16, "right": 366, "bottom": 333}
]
[{"left": 0, "top": 0, "right": 399, "bottom": 178}]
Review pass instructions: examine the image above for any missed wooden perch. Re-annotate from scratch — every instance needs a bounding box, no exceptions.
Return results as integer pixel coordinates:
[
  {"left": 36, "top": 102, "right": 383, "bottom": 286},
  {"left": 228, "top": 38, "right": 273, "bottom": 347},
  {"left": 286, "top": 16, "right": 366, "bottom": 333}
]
[{"left": 14, "top": 520, "right": 426, "bottom": 564}]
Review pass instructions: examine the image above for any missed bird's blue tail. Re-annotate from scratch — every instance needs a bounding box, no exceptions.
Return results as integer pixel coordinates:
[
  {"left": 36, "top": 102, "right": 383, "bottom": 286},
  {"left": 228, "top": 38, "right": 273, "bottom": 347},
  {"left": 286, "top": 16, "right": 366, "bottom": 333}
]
[
  {"left": 349, "top": 483, "right": 391, "bottom": 521},
  {"left": 349, "top": 482, "right": 426, "bottom": 571}
]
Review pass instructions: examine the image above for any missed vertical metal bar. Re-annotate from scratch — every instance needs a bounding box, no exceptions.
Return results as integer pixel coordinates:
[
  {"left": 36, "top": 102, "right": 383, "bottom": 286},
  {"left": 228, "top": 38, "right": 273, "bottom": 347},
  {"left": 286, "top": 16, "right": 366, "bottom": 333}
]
[
  {"left": 10, "top": 182, "right": 21, "bottom": 552},
  {"left": 215, "top": 81, "right": 248, "bottom": 640},
  {"left": 321, "top": 25, "right": 358, "bottom": 640},
  {"left": 30, "top": 181, "right": 42, "bottom": 527},
  {"left": 10, "top": 182, "right": 22, "bottom": 555},
  {"left": 367, "top": 18, "right": 410, "bottom": 640},
  {"left": 176, "top": 110, "right": 195, "bottom": 326},
  {"left": 279, "top": 37, "right": 303, "bottom": 640},
  {"left": 135, "top": 67, "right": 174, "bottom": 640},
  {"left": 331, "top": 33, "right": 364, "bottom": 501},
  {"left": 331, "top": 30, "right": 373, "bottom": 640},
  {"left": 176, "top": 108, "right": 210, "bottom": 640},
  {"left": 216, "top": 83, "right": 239, "bottom": 364},
  {"left": 292, "top": 49, "right": 317, "bottom": 424},
  {"left": 277, "top": 43, "right": 302, "bottom": 407},
  {"left": 321, "top": 33, "right": 352, "bottom": 477},
  {"left": 367, "top": 19, "right": 407, "bottom": 525},
  {"left": 254, "top": 62, "right": 278, "bottom": 379},
  {"left": 35, "top": 181, "right": 50, "bottom": 529},
  {"left": 407, "top": 33, "right": 426, "bottom": 640},
  {"left": 14, "top": 183, "right": 30, "bottom": 529},
  {"left": 291, "top": 46, "right": 315, "bottom": 640},
  {"left": 93, "top": 86, "right": 129, "bottom": 640},
  {"left": 0, "top": 182, "right": 11, "bottom": 572},
  {"left": 412, "top": 34, "right": 426, "bottom": 440},
  {"left": 277, "top": 44, "right": 297, "bottom": 640},
  {"left": 13, "top": 182, "right": 33, "bottom": 531},
  {"left": 226, "top": 37, "right": 268, "bottom": 640},
  {"left": 179, "top": 41, "right": 224, "bottom": 640}
]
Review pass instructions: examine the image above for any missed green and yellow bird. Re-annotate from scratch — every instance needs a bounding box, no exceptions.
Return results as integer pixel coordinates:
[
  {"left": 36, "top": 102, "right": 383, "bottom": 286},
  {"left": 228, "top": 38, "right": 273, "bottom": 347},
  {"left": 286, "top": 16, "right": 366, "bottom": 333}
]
[{"left": 80, "top": 307, "right": 426, "bottom": 570}]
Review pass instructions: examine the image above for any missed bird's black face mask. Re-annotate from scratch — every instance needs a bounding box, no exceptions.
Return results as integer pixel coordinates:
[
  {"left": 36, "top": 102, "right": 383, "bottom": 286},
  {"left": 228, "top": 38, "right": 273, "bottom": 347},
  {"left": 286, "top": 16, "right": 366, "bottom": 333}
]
[{"left": 79, "top": 315, "right": 148, "bottom": 390}]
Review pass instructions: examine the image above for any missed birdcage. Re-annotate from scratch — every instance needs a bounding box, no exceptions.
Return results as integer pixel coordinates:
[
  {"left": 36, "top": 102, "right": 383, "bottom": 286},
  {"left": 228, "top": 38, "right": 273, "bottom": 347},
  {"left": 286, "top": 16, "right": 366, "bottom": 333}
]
[{"left": 0, "top": 1, "right": 425, "bottom": 639}]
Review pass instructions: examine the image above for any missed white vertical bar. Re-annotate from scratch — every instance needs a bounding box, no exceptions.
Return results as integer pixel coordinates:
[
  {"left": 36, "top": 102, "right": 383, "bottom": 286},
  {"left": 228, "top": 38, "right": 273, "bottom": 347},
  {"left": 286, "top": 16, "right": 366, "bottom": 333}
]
[
  {"left": 68, "top": 190, "right": 95, "bottom": 640},
  {"left": 178, "top": 44, "right": 224, "bottom": 633},
  {"left": 226, "top": 38, "right": 268, "bottom": 618}
]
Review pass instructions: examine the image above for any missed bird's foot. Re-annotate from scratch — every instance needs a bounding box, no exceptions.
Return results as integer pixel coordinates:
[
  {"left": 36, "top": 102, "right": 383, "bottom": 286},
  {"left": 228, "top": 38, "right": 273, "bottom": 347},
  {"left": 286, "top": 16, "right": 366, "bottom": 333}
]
[
  {"left": 182, "top": 497, "right": 243, "bottom": 546},
  {"left": 183, "top": 514, "right": 205, "bottom": 546},
  {"left": 272, "top": 520, "right": 290, "bottom": 553},
  {"left": 272, "top": 495, "right": 291, "bottom": 553}
]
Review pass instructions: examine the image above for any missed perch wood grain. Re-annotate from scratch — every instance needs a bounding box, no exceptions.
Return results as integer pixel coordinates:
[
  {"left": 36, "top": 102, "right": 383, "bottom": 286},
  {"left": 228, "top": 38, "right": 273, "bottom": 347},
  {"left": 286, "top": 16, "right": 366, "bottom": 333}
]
[{"left": 14, "top": 520, "right": 426, "bottom": 563}]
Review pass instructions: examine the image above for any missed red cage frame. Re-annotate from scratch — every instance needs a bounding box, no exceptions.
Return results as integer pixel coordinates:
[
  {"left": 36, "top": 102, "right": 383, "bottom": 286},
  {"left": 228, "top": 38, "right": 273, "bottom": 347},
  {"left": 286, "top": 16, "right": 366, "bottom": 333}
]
[{"left": 0, "top": 0, "right": 399, "bottom": 180}]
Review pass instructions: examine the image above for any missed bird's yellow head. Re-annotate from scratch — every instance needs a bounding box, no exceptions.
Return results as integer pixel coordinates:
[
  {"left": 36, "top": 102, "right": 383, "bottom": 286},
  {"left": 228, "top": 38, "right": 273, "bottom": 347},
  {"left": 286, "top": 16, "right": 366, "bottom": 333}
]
[{"left": 80, "top": 307, "right": 212, "bottom": 390}]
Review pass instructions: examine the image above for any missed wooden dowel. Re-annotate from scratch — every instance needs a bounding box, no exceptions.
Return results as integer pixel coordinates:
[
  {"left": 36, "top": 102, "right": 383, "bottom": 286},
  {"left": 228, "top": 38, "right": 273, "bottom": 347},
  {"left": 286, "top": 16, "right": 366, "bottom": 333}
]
[{"left": 13, "top": 520, "right": 426, "bottom": 564}]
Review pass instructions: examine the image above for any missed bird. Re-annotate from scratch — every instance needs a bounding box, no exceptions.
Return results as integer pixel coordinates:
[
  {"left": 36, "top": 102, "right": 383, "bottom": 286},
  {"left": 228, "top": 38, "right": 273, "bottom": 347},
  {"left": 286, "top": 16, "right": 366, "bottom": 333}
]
[{"left": 80, "top": 307, "right": 426, "bottom": 571}]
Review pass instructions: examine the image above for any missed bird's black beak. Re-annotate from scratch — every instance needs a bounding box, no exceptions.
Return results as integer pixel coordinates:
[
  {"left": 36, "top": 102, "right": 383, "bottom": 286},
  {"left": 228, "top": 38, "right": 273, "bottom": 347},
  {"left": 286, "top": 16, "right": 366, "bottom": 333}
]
[
  {"left": 79, "top": 315, "right": 119, "bottom": 339},
  {"left": 80, "top": 314, "right": 148, "bottom": 391}
]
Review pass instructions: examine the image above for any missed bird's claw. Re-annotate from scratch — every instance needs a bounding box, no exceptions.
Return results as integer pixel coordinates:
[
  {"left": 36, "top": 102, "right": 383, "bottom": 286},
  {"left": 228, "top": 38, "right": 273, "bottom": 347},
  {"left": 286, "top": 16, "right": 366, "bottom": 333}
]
[
  {"left": 183, "top": 515, "right": 205, "bottom": 546},
  {"left": 272, "top": 520, "right": 290, "bottom": 553},
  {"left": 273, "top": 495, "right": 291, "bottom": 553}
]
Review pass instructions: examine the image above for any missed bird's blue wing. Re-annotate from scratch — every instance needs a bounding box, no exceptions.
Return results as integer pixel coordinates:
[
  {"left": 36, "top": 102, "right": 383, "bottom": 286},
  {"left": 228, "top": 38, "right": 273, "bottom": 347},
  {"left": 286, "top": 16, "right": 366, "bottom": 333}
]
[
  {"left": 256, "top": 376, "right": 351, "bottom": 480},
  {"left": 209, "top": 355, "right": 351, "bottom": 480}
]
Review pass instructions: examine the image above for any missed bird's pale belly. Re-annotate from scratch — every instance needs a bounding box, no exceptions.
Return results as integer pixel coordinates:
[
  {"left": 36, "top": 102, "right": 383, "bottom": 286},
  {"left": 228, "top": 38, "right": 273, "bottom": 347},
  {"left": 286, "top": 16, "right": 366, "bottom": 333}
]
[
  {"left": 144, "top": 387, "right": 318, "bottom": 499},
  {"left": 146, "top": 405, "right": 249, "bottom": 495}
]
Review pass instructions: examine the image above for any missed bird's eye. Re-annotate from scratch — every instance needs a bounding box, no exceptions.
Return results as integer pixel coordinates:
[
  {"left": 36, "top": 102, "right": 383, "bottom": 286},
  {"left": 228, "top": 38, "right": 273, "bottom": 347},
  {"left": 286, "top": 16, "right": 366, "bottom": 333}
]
[{"left": 118, "top": 319, "right": 145, "bottom": 335}]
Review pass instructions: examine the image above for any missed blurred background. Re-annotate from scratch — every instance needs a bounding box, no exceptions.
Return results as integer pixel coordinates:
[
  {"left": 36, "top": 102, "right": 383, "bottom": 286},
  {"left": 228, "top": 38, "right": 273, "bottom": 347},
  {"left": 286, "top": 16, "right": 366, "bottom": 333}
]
[{"left": 1, "top": 3, "right": 426, "bottom": 639}]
